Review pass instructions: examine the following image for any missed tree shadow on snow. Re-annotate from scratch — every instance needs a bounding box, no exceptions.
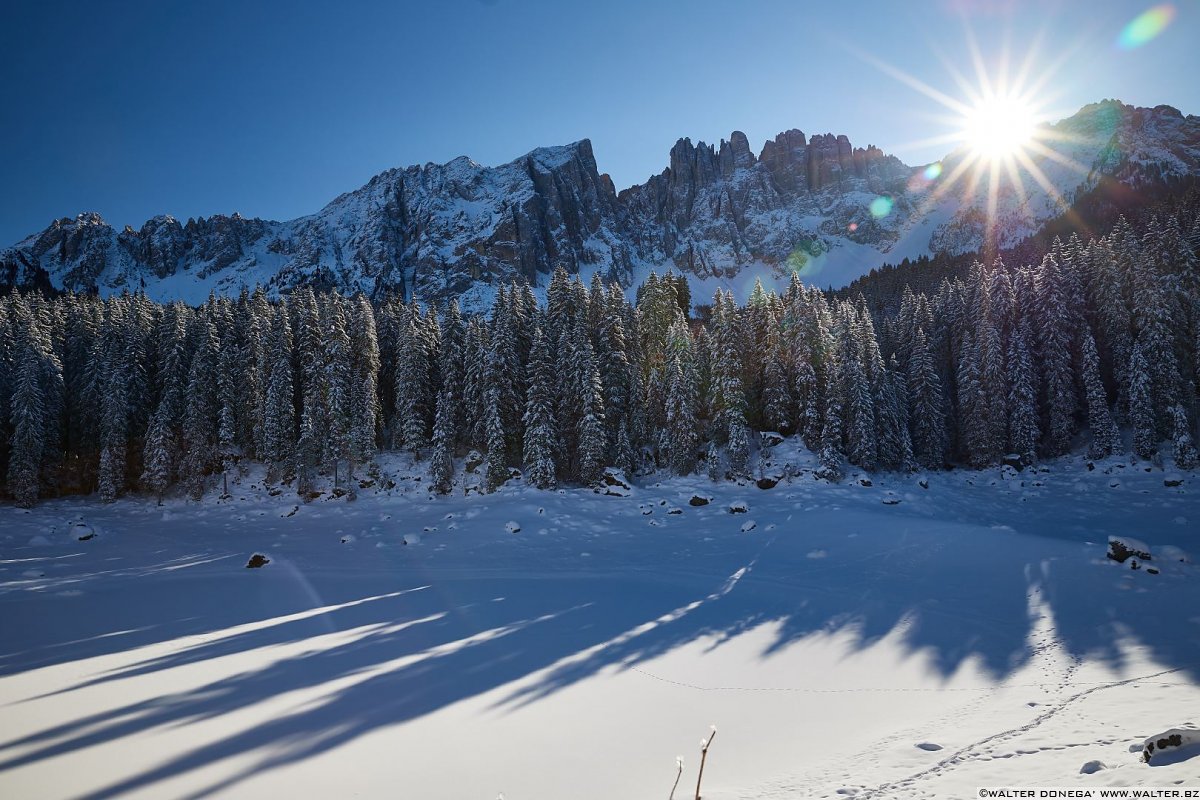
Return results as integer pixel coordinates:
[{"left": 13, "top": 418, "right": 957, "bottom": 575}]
[{"left": 0, "top": 504, "right": 1197, "bottom": 799}]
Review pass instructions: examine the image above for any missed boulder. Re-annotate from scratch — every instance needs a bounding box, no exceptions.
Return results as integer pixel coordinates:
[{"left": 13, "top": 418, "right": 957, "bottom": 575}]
[
  {"left": 246, "top": 554, "right": 270, "bottom": 569},
  {"left": 596, "top": 468, "right": 632, "bottom": 496},
  {"left": 1107, "top": 536, "right": 1152, "bottom": 563},
  {"left": 1143, "top": 727, "right": 1199, "bottom": 764},
  {"left": 464, "top": 450, "right": 485, "bottom": 474},
  {"left": 689, "top": 495, "right": 711, "bottom": 506},
  {"left": 759, "top": 431, "right": 785, "bottom": 448}
]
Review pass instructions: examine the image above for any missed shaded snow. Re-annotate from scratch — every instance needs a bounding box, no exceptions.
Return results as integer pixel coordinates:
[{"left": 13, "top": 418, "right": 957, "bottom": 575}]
[{"left": 0, "top": 450, "right": 1198, "bottom": 799}]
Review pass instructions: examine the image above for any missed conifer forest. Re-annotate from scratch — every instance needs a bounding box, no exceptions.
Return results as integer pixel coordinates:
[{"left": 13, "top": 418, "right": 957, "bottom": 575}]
[{"left": 3, "top": 211, "right": 1197, "bottom": 508}]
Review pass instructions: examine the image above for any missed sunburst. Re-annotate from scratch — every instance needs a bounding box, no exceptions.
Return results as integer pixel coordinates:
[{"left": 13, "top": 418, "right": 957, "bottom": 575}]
[{"left": 850, "top": 23, "right": 1099, "bottom": 254}]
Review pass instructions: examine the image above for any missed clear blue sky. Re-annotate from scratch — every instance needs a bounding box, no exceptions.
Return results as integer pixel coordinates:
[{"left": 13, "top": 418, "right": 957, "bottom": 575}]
[{"left": 1, "top": 0, "right": 1197, "bottom": 245}]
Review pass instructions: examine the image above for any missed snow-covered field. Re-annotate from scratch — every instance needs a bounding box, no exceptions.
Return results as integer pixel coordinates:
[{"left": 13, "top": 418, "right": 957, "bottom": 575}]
[{"left": 2, "top": 446, "right": 1199, "bottom": 799}]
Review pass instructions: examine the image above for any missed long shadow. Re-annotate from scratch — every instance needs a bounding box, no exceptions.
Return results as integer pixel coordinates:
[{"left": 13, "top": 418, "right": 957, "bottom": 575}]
[{"left": 1, "top": 502, "right": 1198, "bottom": 799}]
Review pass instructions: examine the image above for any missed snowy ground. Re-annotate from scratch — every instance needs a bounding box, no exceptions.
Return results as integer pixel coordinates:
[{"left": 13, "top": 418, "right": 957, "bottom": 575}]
[{"left": 2, "top": 445, "right": 1199, "bottom": 800}]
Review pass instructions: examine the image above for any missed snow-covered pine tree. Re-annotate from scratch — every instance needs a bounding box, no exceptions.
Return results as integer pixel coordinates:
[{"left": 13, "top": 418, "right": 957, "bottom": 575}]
[
  {"left": 428, "top": 386, "right": 456, "bottom": 494},
  {"left": 487, "top": 289, "right": 523, "bottom": 458},
  {"left": 437, "top": 298, "right": 466, "bottom": 447},
  {"left": 838, "top": 305, "right": 877, "bottom": 470},
  {"left": 141, "top": 400, "right": 173, "bottom": 503},
  {"left": 323, "top": 295, "right": 354, "bottom": 485},
  {"left": 522, "top": 326, "right": 559, "bottom": 489},
  {"left": 907, "top": 327, "right": 946, "bottom": 469},
  {"left": 664, "top": 317, "right": 698, "bottom": 475},
  {"left": 574, "top": 323, "right": 608, "bottom": 486},
  {"left": 955, "top": 331, "right": 988, "bottom": 468},
  {"left": 1034, "top": 254, "right": 1078, "bottom": 456},
  {"left": 461, "top": 319, "right": 489, "bottom": 449},
  {"left": 182, "top": 319, "right": 220, "bottom": 500},
  {"left": 1081, "top": 330, "right": 1120, "bottom": 460},
  {"left": 7, "top": 318, "right": 47, "bottom": 507},
  {"left": 1128, "top": 338, "right": 1157, "bottom": 460},
  {"left": 97, "top": 300, "right": 132, "bottom": 503},
  {"left": 394, "top": 308, "right": 432, "bottom": 457},
  {"left": 977, "top": 321, "right": 1007, "bottom": 465},
  {"left": 484, "top": 387, "right": 509, "bottom": 492},
  {"left": 598, "top": 284, "right": 633, "bottom": 448},
  {"left": 262, "top": 310, "right": 296, "bottom": 480},
  {"left": 216, "top": 320, "right": 241, "bottom": 496},
  {"left": 761, "top": 323, "right": 792, "bottom": 434},
  {"left": 348, "top": 295, "right": 381, "bottom": 475},
  {"left": 1006, "top": 316, "right": 1039, "bottom": 466},
  {"left": 1169, "top": 403, "right": 1198, "bottom": 469}
]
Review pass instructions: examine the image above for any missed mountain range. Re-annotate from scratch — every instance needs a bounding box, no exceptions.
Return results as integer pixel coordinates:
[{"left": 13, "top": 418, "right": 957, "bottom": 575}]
[{"left": 3, "top": 99, "right": 1198, "bottom": 306}]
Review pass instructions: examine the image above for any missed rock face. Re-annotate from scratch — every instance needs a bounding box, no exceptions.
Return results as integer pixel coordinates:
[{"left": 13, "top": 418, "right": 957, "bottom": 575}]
[
  {"left": 617, "top": 129, "right": 912, "bottom": 279},
  {"left": 4, "top": 101, "right": 1199, "bottom": 304}
]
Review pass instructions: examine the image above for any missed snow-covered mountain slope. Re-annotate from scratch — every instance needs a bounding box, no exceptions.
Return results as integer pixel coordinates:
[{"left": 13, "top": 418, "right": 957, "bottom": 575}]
[
  {"left": 930, "top": 100, "right": 1200, "bottom": 255},
  {"left": 3, "top": 100, "right": 1197, "bottom": 305}
]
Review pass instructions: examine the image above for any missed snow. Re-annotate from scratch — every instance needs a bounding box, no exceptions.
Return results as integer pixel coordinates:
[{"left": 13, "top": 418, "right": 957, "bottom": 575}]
[{"left": 0, "top": 452, "right": 1198, "bottom": 799}]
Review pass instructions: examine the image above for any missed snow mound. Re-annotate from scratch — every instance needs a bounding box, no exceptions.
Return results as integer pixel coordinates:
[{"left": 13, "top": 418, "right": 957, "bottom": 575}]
[
  {"left": 1159, "top": 545, "right": 1191, "bottom": 563},
  {"left": 70, "top": 522, "right": 96, "bottom": 541},
  {"left": 340, "top": 534, "right": 356, "bottom": 544},
  {"left": 27, "top": 535, "right": 51, "bottom": 546},
  {"left": 505, "top": 521, "right": 521, "bottom": 534},
  {"left": 740, "top": 520, "right": 757, "bottom": 533},
  {"left": 402, "top": 533, "right": 421, "bottom": 546},
  {"left": 1079, "top": 759, "right": 1107, "bottom": 774}
]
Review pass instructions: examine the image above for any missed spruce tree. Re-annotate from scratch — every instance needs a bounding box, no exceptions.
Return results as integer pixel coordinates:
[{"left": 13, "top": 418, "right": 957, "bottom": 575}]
[
  {"left": 907, "top": 328, "right": 946, "bottom": 469},
  {"left": 664, "top": 318, "right": 698, "bottom": 475},
  {"left": 1006, "top": 316, "right": 1039, "bottom": 465},
  {"left": 1081, "top": 331, "right": 1120, "bottom": 460},
  {"left": 1170, "top": 403, "right": 1198, "bottom": 469},
  {"left": 1128, "top": 339, "right": 1157, "bottom": 460},
  {"left": 7, "top": 326, "right": 46, "bottom": 507},
  {"left": 484, "top": 388, "right": 508, "bottom": 492},
  {"left": 522, "top": 327, "right": 559, "bottom": 489},
  {"left": 429, "top": 387, "right": 456, "bottom": 494},
  {"left": 141, "top": 400, "right": 173, "bottom": 503}
]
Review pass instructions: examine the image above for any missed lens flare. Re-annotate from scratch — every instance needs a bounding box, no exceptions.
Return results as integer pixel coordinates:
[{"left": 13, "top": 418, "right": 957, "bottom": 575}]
[
  {"left": 963, "top": 95, "right": 1038, "bottom": 159},
  {"left": 1117, "top": 4, "right": 1175, "bottom": 49},
  {"left": 923, "top": 162, "right": 943, "bottom": 180},
  {"left": 869, "top": 196, "right": 894, "bottom": 218}
]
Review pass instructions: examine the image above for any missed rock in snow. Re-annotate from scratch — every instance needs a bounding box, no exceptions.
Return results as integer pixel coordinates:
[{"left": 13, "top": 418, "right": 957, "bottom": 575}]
[
  {"left": 1107, "top": 536, "right": 1152, "bottom": 563},
  {"left": 1143, "top": 726, "right": 1200, "bottom": 764}
]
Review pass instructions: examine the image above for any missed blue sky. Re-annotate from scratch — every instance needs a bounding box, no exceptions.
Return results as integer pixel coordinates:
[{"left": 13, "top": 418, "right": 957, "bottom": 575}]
[{"left": 1, "top": 0, "right": 1197, "bottom": 245}]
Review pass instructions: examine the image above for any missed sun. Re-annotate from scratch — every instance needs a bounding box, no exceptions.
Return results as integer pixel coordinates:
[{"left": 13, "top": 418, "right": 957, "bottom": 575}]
[
  {"left": 850, "top": 25, "right": 1097, "bottom": 254},
  {"left": 961, "top": 94, "right": 1039, "bottom": 160}
]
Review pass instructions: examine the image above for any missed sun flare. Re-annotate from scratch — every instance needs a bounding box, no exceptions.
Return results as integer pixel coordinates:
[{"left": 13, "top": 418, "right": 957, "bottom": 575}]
[{"left": 962, "top": 94, "right": 1039, "bottom": 160}]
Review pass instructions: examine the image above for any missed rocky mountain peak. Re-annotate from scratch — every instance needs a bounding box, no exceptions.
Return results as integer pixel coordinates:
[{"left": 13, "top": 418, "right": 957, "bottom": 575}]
[{"left": 3, "top": 101, "right": 1197, "bottom": 304}]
